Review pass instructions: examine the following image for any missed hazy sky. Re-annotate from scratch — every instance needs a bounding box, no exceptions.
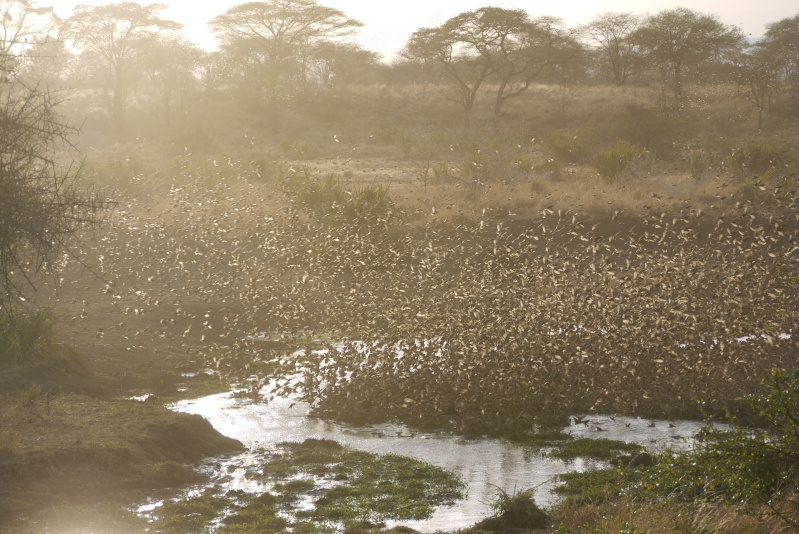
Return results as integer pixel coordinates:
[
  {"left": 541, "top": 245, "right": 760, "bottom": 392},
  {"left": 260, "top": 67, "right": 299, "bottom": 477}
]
[{"left": 53, "top": 1, "right": 798, "bottom": 61}]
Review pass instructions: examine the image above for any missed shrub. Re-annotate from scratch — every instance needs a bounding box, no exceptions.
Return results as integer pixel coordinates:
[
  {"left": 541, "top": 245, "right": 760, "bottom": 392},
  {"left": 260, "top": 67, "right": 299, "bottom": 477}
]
[
  {"left": 689, "top": 150, "right": 717, "bottom": 179},
  {"left": 543, "top": 129, "right": 589, "bottom": 163},
  {"left": 0, "top": 309, "right": 57, "bottom": 364},
  {"left": 398, "top": 132, "right": 415, "bottom": 157},
  {"left": 373, "top": 123, "right": 399, "bottom": 144},
  {"left": 431, "top": 163, "right": 457, "bottom": 183},
  {"left": 636, "top": 367, "right": 799, "bottom": 529},
  {"left": 600, "top": 104, "right": 692, "bottom": 160},
  {"left": 281, "top": 171, "right": 393, "bottom": 224}
]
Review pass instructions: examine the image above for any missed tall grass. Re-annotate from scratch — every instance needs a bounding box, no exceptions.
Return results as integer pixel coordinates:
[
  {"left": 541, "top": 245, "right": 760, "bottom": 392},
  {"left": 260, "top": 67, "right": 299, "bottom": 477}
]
[{"left": 594, "top": 142, "right": 642, "bottom": 181}]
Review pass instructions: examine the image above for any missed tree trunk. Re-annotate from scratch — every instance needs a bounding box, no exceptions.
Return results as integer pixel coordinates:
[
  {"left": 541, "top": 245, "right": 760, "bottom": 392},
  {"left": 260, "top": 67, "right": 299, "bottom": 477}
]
[
  {"left": 673, "top": 62, "right": 683, "bottom": 113},
  {"left": 463, "top": 90, "right": 477, "bottom": 130},
  {"left": 113, "top": 64, "right": 126, "bottom": 131},
  {"left": 163, "top": 87, "right": 172, "bottom": 127},
  {"left": 494, "top": 81, "right": 507, "bottom": 118}
]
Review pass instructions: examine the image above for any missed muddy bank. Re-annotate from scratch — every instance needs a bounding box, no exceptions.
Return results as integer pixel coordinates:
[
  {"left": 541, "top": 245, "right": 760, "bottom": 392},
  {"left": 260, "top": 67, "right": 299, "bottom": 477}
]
[{"left": 0, "top": 390, "right": 243, "bottom": 532}]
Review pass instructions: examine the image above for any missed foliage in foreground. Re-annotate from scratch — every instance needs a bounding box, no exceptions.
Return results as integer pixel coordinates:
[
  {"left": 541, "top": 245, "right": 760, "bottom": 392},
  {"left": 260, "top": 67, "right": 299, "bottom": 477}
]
[
  {"left": 554, "top": 367, "right": 799, "bottom": 531},
  {"left": 0, "top": 309, "right": 57, "bottom": 364},
  {"left": 0, "top": 72, "right": 105, "bottom": 321},
  {"left": 639, "top": 368, "right": 799, "bottom": 528}
]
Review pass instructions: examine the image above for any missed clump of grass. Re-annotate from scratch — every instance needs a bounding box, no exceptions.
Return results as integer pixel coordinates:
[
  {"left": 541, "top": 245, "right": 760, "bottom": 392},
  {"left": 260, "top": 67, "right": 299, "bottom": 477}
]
[
  {"left": 372, "top": 122, "right": 399, "bottom": 144},
  {"left": 399, "top": 132, "right": 415, "bottom": 157},
  {"left": 275, "top": 478, "right": 315, "bottom": 501},
  {"left": 689, "top": 149, "right": 717, "bottom": 179},
  {"left": 149, "top": 438, "right": 464, "bottom": 531},
  {"left": 219, "top": 499, "right": 287, "bottom": 533},
  {"left": 594, "top": 141, "right": 641, "bottom": 181},
  {"left": 729, "top": 141, "right": 788, "bottom": 177},
  {"left": 472, "top": 488, "right": 550, "bottom": 531},
  {"left": 16, "top": 384, "right": 41, "bottom": 410},
  {"left": 261, "top": 456, "right": 299, "bottom": 477},
  {"left": 431, "top": 163, "right": 457, "bottom": 183},
  {"left": 281, "top": 171, "right": 393, "bottom": 224},
  {"left": 154, "top": 491, "right": 230, "bottom": 533},
  {"left": 555, "top": 467, "right": 642, "bottom": 505}
]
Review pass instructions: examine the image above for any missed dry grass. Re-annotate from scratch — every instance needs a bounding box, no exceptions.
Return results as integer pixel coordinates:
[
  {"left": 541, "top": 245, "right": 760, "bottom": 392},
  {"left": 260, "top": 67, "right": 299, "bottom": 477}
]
[
  {"left": 0, "top": 391, "right": 241, "bottom": 530},
  {"left": 552, "top": 500, "right": 793, "bottom": 534},
  {"left": 0, "top": 429, "right": 22, "bottom": 454}
]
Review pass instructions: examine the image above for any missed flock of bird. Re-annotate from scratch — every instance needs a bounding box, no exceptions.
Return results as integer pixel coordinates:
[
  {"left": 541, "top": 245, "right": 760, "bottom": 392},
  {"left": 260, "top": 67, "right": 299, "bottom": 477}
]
[{"left": 41, "top": 154, "right": 799, "bottom": 433}]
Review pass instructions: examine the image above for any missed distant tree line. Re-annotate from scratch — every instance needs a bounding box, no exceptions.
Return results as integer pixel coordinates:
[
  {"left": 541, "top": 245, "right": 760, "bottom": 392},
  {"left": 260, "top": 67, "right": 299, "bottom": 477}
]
[{"left": 2, "top": 0, "right": 799, "bottom": 131}]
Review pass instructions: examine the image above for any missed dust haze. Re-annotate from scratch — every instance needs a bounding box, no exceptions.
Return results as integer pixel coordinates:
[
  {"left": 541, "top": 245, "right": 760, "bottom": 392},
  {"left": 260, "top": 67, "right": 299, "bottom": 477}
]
[{"left": 2, "top": 1, "right": 799, "bottom": 532}]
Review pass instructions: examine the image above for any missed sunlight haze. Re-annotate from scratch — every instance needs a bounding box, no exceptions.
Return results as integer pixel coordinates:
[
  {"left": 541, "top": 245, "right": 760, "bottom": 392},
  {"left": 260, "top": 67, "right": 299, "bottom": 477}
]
[{"left": 53, "top": 0, "right": 798, "bottom": 61}]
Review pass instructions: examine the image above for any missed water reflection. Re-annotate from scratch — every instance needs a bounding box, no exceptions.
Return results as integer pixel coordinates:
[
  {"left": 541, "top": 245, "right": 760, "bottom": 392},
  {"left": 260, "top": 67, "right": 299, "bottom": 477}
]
[{"left": 171, "top": 393, "right": 611, "bottom": 531}]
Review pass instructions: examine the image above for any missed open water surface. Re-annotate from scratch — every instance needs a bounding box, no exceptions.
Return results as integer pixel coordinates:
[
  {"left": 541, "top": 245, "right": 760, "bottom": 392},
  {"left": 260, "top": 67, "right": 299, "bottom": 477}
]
[{"left": 161, "top": 391, "right": 717, "bottom": 531}]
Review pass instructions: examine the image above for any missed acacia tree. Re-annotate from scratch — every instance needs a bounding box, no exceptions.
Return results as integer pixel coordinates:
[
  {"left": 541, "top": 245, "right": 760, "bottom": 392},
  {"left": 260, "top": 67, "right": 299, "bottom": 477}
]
[
  {"left": 404, "top": 23, "right": 492, "bottom": 127},
  {"left": 404, "top": 7, "right": 561, "bottom": 127},
  {"left": 209, "top": 0, "right": 362, "bottom": 100},
  {"left": 735, "top": 45, "right": 780, "bottom": 129},
  {"left": 584, "top": 12, "right": 643, "bottom": 85},
  {"left": 468, "top": 9, "right": 564, "bottom": 119},
  {"left": 308, "top": 41, "right": 379, "bottom": 88},
  {"left": 632, "top": 8, "right": 744, "bottom": 112},
  {"left": 141, "top": 35, "right": 202, "bottom": 126},
  {"left": 762, "top": 14, "right": 799, "bottom": 82},
  {"left": 61, "top": 2, "right": 181, "bottom": 131},
  {"left": 760, "top": 14, "right": 799, "bottom": 112}
]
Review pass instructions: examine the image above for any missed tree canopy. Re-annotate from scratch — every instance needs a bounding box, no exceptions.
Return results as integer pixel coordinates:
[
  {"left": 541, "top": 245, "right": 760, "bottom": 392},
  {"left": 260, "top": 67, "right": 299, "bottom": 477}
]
[
  {"left": 404, "top": 7, "right": 566, "bottom": 126},
  {"left": 209, "top": 0, "right": 362, "bottom": 97},
  {"left": 61, "top": 2, "right": 182, "bottom": 130},
  {"left": 584, "top": 12, "right": 643, "bottom": 85},
  {"left": 632, "top": 7, "right": 744, "bottom": 111}
]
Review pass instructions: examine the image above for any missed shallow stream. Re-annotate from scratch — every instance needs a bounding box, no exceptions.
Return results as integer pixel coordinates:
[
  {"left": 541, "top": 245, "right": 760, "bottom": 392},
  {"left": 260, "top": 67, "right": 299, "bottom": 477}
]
[{"left": 161, "top": 391, "right": 715, "bottom": 531}]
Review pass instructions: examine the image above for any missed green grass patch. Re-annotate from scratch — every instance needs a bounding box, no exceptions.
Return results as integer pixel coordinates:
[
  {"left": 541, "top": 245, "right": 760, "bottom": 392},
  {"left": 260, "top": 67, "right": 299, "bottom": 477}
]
[
  {"left": 218, "top": 499, "right": 287, "bottom": 533},
  {"left": 155, "top": 491, "right": 230, "bottom": 533},
  {"left": 555, "top": 467, "right": 643, "bottom": 505},
  {"left": 548, "top": 438, "right": 644, "bottom": 461},
  {"left": 149, "top": 438, "right": 465, "bottom": 531},
  {"left": 273, "top": 438, "right": 465, "bottom": 523},
  {"left": 129, "top": 460, "right": 205, "bottom": 489}
]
